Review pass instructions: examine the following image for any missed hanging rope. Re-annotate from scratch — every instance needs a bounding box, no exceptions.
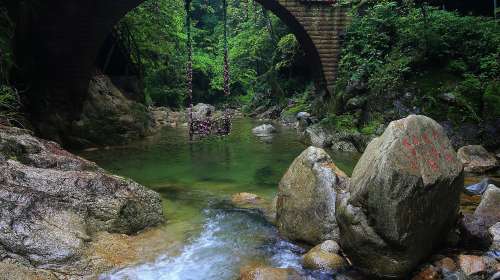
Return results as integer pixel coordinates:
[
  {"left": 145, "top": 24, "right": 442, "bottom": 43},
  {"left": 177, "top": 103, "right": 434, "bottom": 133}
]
[
  {"left": 243, "top": 0, "right": 248, "bottom": 19},
  {"left": 185, "top": 0, "right": 194, "bottom": 140},
  {"left": 185, "top": 0, "right": 232, "bottom": 139},
  {"left": 222, "top": 0, "right": 231, "bottom": 97}
]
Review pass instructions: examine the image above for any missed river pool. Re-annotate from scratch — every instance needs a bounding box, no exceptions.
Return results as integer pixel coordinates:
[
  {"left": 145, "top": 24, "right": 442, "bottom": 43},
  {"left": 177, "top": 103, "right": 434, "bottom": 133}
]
[{"left": 80, "top": 117, "right": 359, "bottom": 280}]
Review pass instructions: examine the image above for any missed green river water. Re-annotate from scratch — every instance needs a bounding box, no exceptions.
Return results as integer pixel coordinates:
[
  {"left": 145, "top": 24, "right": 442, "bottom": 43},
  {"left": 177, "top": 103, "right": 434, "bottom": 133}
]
[{"left": 80, "top": 117, "right": 360, "bottom": 280}]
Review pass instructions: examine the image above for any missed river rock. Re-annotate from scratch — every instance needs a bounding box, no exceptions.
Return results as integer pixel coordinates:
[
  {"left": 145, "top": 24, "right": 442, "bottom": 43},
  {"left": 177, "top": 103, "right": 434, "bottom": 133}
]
[
  {"left": 489, "top": 222, "right": 500, "bottom": 251},
  {"left": 434, "top": 257, "right": 457, "bottom": 274},
  {"left": 296, "top": 112, "right": 312, "bottom": 128},
  {"left": 252, "top": 124, "right": 276, "bottom": 136},
  {"left": 150, "top": 106, "right": 172, "bottom": 129},
  {"left": 239, "top": 264, "right": 304, "bottom": 280},
  {"left": 457, "top": 145, "right": 498, "bottom": 173},
  {"left": 302, "top": 240, "right": 347, "bottom": 271},
  {"left": 336, "top": 115, "right": 464, "bottom": 279},
  {"left": 276, "top": 146, "right": 349, "bottom": 244},
  {"left": 230, "top": 193, "right": 276, "bottom": 224},
  {"left": 474, "top": 185, "right": 500, "bottom": 223},
  {"left": 69, "top": 74, "right": 153, "bottom": 148},
  {"left": 296, "top": 112, "right": 311, "bottom": 121},
  {"left": 411, "top": 265, "right": 440, "bottom": 280},
  {"left": 461, "top": 184, "right": 500, "bottom": 249},
  {"left": 232, "top": 192, "right": 263, "bottom": 205},
  {"left": 303, "top": 124, "right": 371, "bottom": 152},
  {"left": 464, "top": 178, "right": 493, "bottom": 195},
  {"left": 0, "top": 261, "right": 58, "bottom": 280},
  {"left": 256, "top": 105, "right": 282, "bottom": 120},
  {"left": 457, "top": 255, "right": 486, "bottom": 277},
  {"left": 0, "top": 126, "right": 163, "bottom": 271},
  {"left": 303, "top": 124, "right": 334, "bottom": 148},
  {"left": 191, "top": 103, "right": 215, "bottom": 121}
]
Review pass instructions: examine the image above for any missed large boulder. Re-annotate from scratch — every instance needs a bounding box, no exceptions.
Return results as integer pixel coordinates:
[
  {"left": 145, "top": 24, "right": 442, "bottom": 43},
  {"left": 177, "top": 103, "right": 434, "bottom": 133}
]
[
  {"left": 336, "top": 115, "right": 464, "bottom": 279},
  {"left": 0, "top": 126, "right": 163, "bottom": 271},
  {"left": 70, "top": 74, "right": 153, "bottom": 148},
  {"left": 457, "top": 145, "right": 498, "bottom": 173},
  {"left": 276, "top": 146, "right": 349, "bottom": 244}
]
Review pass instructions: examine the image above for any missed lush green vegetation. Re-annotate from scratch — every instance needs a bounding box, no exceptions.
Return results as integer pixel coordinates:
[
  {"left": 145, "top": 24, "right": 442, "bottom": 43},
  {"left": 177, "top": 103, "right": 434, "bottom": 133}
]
[
  {"left": 0, "top": 6, "right": 23, "bottom": 126},
  {"left": 1, "top": 0, "right": 499, "bottom": 146},
  {"left": 331, "top": 0, "right": 500, "bottom": 131},
  {"left": 123, "top": 0, "right": 312, "bottom": 109}
]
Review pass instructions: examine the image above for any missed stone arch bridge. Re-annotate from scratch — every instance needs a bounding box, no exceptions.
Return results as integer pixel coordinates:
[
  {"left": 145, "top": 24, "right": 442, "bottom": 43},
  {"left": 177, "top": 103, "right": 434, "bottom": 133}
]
[{"left": 8, "top": 0, "right": 348, "bottom": 138}]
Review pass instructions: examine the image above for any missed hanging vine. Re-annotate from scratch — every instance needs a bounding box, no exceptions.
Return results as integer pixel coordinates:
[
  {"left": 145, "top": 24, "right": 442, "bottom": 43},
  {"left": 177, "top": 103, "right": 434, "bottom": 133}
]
[
  {"left": 185, "top": 0, "right": 232, "bottom": 139},
  {"left": 185, "top": 0, "right": 194, "bottom": 140},
  {"left": 222, "top": 0, "right": 231, "bottom": 97}
]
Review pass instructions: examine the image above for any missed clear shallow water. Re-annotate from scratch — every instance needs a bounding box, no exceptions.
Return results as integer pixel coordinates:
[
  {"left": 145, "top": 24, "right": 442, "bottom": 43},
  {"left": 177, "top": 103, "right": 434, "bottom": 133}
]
[{"left": 80, "top": 118, "right": 359, "bottom": 280}]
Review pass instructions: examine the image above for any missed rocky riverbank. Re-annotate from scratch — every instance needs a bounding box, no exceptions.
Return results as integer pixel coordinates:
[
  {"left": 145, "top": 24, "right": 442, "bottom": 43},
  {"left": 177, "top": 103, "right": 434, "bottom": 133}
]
[
  {"left": 247, "top": 100, "right": 500, "bottom": 158},
  {"left": 0, "top": 125, "right": 165, "bottom": 279},
  {"left": 238, "top": 115, "right": 500, "bottom": 280}
]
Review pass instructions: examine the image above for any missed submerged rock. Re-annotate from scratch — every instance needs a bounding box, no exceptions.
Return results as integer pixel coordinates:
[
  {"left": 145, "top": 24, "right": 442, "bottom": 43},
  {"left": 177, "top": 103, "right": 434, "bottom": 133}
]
[
  {"left": 457, "top": 145, "right": 498, "bottom": 173},
  {"left": 239, "top": 264, "right": 304, "bottom": 280},
  {"left": 230, "top": 192, "right": 276, "bottom": 224},
  {"left": 276, "top": 146, "right": 349, "bottom": 244},
  {"left": 302, "top": 240, "right": 347, "bottom": 271},
  {"left": 252, "top": 124, "right": 276, "bottom": 136},
  {"left": 0, "top": 126, "right": 164, "bottom": 275},
  {"left": 336, "top": 115, "right": 464, "bottom": 279},
  {"left": 232, "top": 192, "right": 263, "bottom": 205}
]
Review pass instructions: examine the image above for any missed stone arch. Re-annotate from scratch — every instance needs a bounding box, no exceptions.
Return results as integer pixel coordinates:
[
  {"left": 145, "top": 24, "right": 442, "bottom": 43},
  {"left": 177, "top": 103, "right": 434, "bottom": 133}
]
[{"left": 10, "top": 0, "right": 347, "bottom": 141}]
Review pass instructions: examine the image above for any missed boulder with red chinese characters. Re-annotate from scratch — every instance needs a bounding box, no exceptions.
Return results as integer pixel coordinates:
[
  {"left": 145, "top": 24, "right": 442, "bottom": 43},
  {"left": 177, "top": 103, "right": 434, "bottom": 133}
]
[{"left": 336, "top": 115, "right": 464, "bottom": 279}]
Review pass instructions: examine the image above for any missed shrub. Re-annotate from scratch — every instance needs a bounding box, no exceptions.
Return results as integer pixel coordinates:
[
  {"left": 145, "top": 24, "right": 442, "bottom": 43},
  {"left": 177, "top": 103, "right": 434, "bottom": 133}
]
[{"left": 333, "top": 0, "right": 500, "bottom": 126}]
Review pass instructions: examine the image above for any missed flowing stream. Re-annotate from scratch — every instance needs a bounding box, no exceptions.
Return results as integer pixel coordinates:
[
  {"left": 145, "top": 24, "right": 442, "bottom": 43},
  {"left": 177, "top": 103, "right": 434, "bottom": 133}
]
[{"left": 80, "top": 117, "right": 359, "bottom": 280}]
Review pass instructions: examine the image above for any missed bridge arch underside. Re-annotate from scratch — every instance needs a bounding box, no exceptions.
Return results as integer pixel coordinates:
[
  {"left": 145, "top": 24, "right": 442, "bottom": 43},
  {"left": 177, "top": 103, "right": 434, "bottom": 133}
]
[{"left": 10, "top": 0, "right": 345, "bottom": 141}]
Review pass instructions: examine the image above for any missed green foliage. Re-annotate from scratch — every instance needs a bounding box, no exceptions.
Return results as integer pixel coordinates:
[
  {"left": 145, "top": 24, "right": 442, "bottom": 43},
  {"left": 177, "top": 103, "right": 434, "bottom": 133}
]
[
  {"left": 284, "top": 84, "right": 313, "bottom": 114},
  {"left": 125, "top": 0, "right": 310, "bottom": 108},
  {"left": 360, "top": 114, "right": 383, "bottom": 135},
  {"left": 274, "top": 34, "right": 300, "bottom": 71},
  {"left": 0, "top": 7, "right": 14, "bottom": 83},
  {"left": 0, "top": 85, "right": 22, "bottom": 125},
  {"left": 484, "top": 81, "right": 500, "bottom": 119},
  {"left": 123, "top": 0, "right": 187, "bottom": 107},
  {"left": 0, "top": 5, "right": 23, "bottom": 126},
  {"left": 334, "top": 0, "right": 500, "bottom": 126},
  {"left": 320, "top": 114, "right": 357, "bottom": 132}
]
